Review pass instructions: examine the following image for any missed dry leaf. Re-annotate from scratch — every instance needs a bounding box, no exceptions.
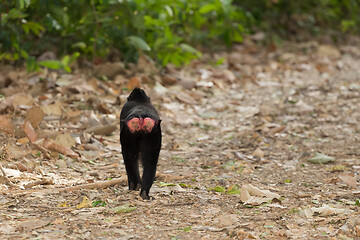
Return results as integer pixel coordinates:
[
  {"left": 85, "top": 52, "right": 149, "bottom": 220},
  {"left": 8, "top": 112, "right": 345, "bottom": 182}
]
[
  {"left": 54, "top": 133, "right": 76, "bottom": 148},
  {"left": 41, "top": 101, "right": 63, "bottom": 116},
  {"left": 0, "top": 115, "right": 14, "bottom": 134},
  {"left": 17, "top": 137, "right": 29, "bottom": 145},
  {"left": 0, "top": 223, "right": 16, "bottom": 234},
  {"left": 252, "top": 148, "right": 264, "bottom": 158},
  {"left": 339, "top": 174, "right": 357, "bottom": 189},
  {"left": 5, "top": 145, "right": 26, "bottom": 159},
  {"left": 240, "top": 184, "right": 281, "bottom": 205},
  {"left": 302, "top": 205, "right": 346, "bottom": 218},
  {"left": 18, "top": 219, "right": 49, "bottom": 231},
  {"left": 23, "top": 121, "right": 37, "bottom": 143},
  {"left": 308, "top": 152, "right": 335, "bottom": 164},
  {"left": 11, "top": 93, "right": 35, "bottom": 109},
  {"left": 176, "top": 92, "right": 197, "bottom": 105},
  {"left": 77, "top": 196, "right": 92, "bottom": 209},
  {"left": 127, "top": 76, "right": 141, "bottom": 89},
  {"left": 25, "top": 106, "right": 45, "bottom": 128},
  {"left": 84, "top": 124, "right": 117, "bottom": 136},
  {"left": 43, "top": 138, "right": 79, "bottom": 158}
]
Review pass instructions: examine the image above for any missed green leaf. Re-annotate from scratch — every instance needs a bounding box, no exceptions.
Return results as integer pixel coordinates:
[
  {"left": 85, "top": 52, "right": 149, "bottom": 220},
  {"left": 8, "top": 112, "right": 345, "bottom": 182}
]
[
  {"left": 164, "top": 5, "right": 173, "bottom": 17},
  {"left": 111, "top": 204, "right": 136, "bottom": 213},
  {"left": 180, "top": 43, "right": 201, "bottom": 56},
  {"left": 308, "top": 152, "right": 335, "bottom": 164},
  {"left": 38, "top": 60, "right": 62, "bottom": 70},
  {"left": 20, "top": 49, "right": 28, "bottom": 59},
  {"left": 72, "top": 42, "right": 87, "bottom": 50},
  {"left": 61, "top": 55, "right": 70, "bottom": 66},
  {"left": 63, "top": 66, "right": 71, "bottom": 73},
  {"left": 179, "top": 183, "right": 192, "bottom": 188},
  {"left": 158, "top": 182, "right": 176, "bottom": 187},
  {"left": 226, "top": 184, "right": 241, "bottom": 195},
  {"left": 208, "top": 186, "right": 226, "bottom": 193},
  {"left": 22, "top": 21, "right": 45, "bottom": 36},
  {"left": 183, "top": 226, "right": 191, "bottom": 232},
  {"left": 199, "top": 4, "right": 217, "bottom": 14},
  {"left": 127, "top": 36, "right": 151, "bottom": 51},
  {"left": 26, "top": 56, "right": 39, "bottom": 72},
  {"left": 69, "top": 52, "right": 80, "bottom": 64},
  {"left": 92, "top": 200, "right": 107, "bottom": 207}
]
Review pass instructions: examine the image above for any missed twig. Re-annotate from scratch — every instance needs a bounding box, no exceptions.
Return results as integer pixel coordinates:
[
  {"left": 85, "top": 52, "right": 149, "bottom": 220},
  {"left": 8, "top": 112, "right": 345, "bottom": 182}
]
[
  {"left": 32, "top": 141, "right": 51, "bottom": 159},
  {"left": 23, "top": 178, "right": 54, "bottom": 188},
  {"left": 0, "top": 164, "right": 17, "bottom": 188},
  {"left": 3, "top": 178, "right": 124, "bottom": 196}
]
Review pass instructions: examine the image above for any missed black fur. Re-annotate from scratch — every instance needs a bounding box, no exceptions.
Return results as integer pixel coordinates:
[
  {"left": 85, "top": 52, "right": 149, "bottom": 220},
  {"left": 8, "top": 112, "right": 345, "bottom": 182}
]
[{"left": 120, "top": 88, "right": 162, "bottom": 200}]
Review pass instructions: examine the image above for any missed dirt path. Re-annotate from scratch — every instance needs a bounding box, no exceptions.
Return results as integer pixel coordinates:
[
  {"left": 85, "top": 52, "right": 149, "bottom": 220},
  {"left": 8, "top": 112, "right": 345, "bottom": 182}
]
[{"left": 0, "top": 42, "right": 360, "bottom": 239}]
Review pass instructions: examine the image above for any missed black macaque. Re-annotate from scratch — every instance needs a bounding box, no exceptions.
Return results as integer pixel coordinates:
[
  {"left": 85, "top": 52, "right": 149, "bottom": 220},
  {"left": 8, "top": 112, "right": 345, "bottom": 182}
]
[{"left": 120, "top": 88, "right": 162, "bottom": 200}]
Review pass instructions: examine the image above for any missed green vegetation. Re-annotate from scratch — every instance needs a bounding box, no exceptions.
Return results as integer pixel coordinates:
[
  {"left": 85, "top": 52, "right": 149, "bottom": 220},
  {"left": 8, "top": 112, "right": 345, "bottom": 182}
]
[{"left": 1, "top": 0, "right": 359, "bottom": 70}]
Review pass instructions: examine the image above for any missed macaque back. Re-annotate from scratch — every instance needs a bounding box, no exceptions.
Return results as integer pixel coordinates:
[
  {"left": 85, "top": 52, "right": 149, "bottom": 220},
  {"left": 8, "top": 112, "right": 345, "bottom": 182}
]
[{"left": 120, "top": 88, "right": 162, "bottom": 200}]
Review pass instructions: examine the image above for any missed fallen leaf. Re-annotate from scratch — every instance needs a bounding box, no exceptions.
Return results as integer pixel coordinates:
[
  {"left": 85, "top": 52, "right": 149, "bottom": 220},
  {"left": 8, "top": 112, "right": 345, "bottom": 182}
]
[
  {"left": 302, "top": 205, "right": 346, "bottom": 218},
  {"left": 54, "top": 133, "right": 76, "bottom": 148},
  {"left": 77, "top": 196, "right": 92, "bottom": 209},
  {"left": 0, "top": 115, "right": 14, "bottom": 134},
  {"left": 252, "top": 148, "right": 264, "bottom": 158},
  {"left": 18, "top": 219, "right": 49, "bottom": 231},
  {"left": 41, "top": 101, "right": 63, "bottom": 116},
  {"left": 52, "top": 218, "right": 66, "bottom": 225},
  {"left": 127, "top": 76, "right": 141, "bottom": 89},
  {"left": 0, "top": 223, "right": 16, "bottom": 234},
  {"left": 308, "top": 152, "right": 335, "bottom": 164},
  {"left": 111, "top": 204, "right": 136, "bottom": 213},
  {"left": 25, "top": 106, "right": 45, "bottom": 128},
  {"left": 176, "top": 92, "right": 197, "bottom": 105},
  {"left": 17, "top": 137, "right": 29, "bottom": 145},
  {"left": 226, "top": 184, "right": 241, "bottom": 195},
  {"left": 23, "top": 121, "right": 37, "bottom": 143},
  {"left": 84, "top": 124, "right": 117, "bottom": 136},
  {"left": 240, "top": 184, "right": 281, "bottom": 205},
  {"left": 339, "top": 174, "right": 357, "bottom": 189},
  {"left": 5, "top": 145, "right": 26, "bottom": 159},
  {"left": 43, "top": 138, "right": 79, "bottom": 158},
  {"left": 11, "top": 93, "right": 35, "bottom": 109}
]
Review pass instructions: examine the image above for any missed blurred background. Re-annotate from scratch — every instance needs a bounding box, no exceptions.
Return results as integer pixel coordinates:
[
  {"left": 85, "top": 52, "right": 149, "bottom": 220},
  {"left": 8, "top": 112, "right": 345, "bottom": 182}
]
[{"left": 1, "top": 0, "right": 359, "bottom": 71}]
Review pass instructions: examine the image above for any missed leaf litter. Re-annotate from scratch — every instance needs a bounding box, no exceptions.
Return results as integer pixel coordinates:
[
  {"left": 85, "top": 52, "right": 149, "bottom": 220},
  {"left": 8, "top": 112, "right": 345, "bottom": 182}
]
[{"left": 0, "top": 40, "right": 360, "bottom": 239}]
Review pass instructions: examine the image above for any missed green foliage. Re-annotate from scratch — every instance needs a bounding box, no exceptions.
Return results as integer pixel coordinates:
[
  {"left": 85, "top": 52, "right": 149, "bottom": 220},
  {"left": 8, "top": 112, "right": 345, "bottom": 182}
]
[
  {"left": 92, "top": 200, "right": 107, "bottom": 207},
  {"left": 237, "top": 0, "right": 360, "bottom": 39},
  {"left": 0, "top": 0, "right": 359, "bottom": 70},
  {"left": 38, "top": 53, "right": 79, "bottom": 73}
]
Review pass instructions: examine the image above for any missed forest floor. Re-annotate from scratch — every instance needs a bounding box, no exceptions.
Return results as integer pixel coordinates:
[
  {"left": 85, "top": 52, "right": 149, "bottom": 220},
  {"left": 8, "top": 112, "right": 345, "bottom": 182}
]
[{"left": 0, "top": 39, "right": 360, "bottom": 240}]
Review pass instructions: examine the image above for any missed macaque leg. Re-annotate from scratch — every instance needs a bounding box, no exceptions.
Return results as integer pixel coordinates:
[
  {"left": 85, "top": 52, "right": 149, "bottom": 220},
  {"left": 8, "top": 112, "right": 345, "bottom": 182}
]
[
  {"left": 121, "top": 134, "right": 141, "bottom": 190},
  {"left": 139, "top": 133, "right": 161, "bottom": 199}
]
